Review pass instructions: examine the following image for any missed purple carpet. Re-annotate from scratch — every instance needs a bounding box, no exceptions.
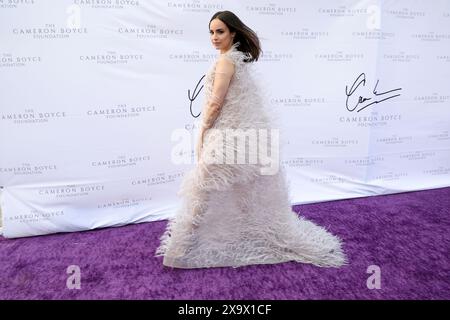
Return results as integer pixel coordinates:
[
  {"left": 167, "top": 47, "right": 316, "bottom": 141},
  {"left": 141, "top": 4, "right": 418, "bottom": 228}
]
[{"left": 1, "top": 187, "right": 449, "bottom": 300}]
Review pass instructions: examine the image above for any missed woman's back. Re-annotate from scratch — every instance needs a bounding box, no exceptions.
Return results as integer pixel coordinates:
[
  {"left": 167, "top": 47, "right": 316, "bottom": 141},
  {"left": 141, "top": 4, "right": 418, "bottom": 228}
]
[{"left": 204, "top": 42, "right": 270, "bottom": 130}]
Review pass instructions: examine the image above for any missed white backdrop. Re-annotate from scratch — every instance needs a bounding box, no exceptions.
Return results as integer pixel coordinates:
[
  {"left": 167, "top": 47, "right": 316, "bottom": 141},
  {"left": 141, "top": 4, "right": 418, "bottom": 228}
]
[{"left": 1, "top": 0, "right": 449, "bottom": 238}]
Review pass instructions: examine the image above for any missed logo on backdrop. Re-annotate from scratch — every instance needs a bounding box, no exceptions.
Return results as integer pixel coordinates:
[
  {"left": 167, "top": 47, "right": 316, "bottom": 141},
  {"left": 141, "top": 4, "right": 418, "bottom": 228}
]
[
  {"left": 1, "top": 109, "right": 67, "bottom": 124},
  {"left": 377, "top": 135, "right": 413, "bottom": 145},
  {"left": 345, "top": 156, "right": 384, "bottom": 167},
  {"left": 311, "top": 137, "right": 359, "bottom": 148},
  {"left": 118, "top": 24, "right": 183, "bottom": 39},
  {"left": 246, "top": 4, "right": 296, "bottom": 15},
  {"left": 86, "top": 104, "right": 156, "bottom": 119},
  {"left": 437, "top": 55, "right": 450, "bottom": 62},
  {"left": 260, "top": 50, "right": 293, "bottom": 62},
  {"left": 311, "top": 174, "right": 353, "bottom": 185},
  {"left": 373, "top": 171, "right": 408, "bottom": 182},
  {"left": 281, "top": 29, "right": 329, "bottom": 40},
  {"left": 0, "top": 0, "right": 35, "bottom": 9},
  {"left": 169, "top": 50, "right": 213, "bottom": 63},
  {"left": 38, "top": 184, "right": 105, "bottom": 199},
  {"left": 271, "top": 95, "right": 325, "bottom": 108},
  {"left": 282, "top": 157, "right": 324, "bottom": 169},
  {"left": 412, "top": 32, "right": 450, "bottom": 42},
  {"left": 91, "top": 155, "right": 151, "bottom": 169},
  {"left": 339, "top": 110, "right": 402, "bottom": 128},
  {"left": 97, "top": 196, "right": 153, "bottom": 209},
  {"left": 400, "top": 151, "right": 436, "bottom": 161},
  {"left": 131, "top": 171, "right": 184, "bottom": 187},
  {"left": 0, "top": 163, "right": 57, "bottom": 176},
  {"left": 414, "top": 93, "right": 449, "bottom": 104},
  {"left": 352, "top": 30, "right": 395, "bottom": 40},
  {"left": 80, "top": 51, "right": 144, "bottom": 64},
  {"left": 318, "top": 6, "right": 367, "bottom": 17},
  {"left": 167, "top": 1, "right": 223, "bottom": 12},
  {"left": 423, "top": 166, "right": 450, "bottom": 177},
  {"left": 12, "top": 24, "right": 88, "bottom": 39},
  {"left": 383, "top": 52, "right": 420, "bottom": 63},
  {"left": 314, "top": 51, "right": 364, "bottom": 62},
  {"left": 0, "top": 53, "right": 42, "bottom": 68},
  {"left": 386, "top": 8, "right": 425, "bottom": 19},
  {"left": 7, "top": 209, "right": 65, "bottom": 224},
  {"left": 345, "top": 73, "right": 402, "bottom": 113},
  {"left": 73, "top": 0, "right": 140, "bottom": 9},
  {"left": 283, "top": 155, "right": 387, "bottom": 178},
  {"left": 428, "top": 131, "right": 450, "bottom": 142}
]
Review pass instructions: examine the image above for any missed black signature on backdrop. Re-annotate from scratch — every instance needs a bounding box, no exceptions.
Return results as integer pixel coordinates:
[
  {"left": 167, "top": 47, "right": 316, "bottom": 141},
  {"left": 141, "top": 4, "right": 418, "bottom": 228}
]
[
  {"left": 188, "top": 75, "right": 205, "bottom": 118},
  {"left": 346, "top": 73, "right": 402, "bottom": 112},
  {"left": 188, "top": 72, "right": 401, "bottom": 116}
]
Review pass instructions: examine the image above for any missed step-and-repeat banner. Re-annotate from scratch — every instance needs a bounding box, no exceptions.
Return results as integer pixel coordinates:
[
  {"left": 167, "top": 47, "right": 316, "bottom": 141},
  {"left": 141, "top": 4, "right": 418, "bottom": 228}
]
[{"left": 1, "top": 1, "right": 449, "bottom": 238}]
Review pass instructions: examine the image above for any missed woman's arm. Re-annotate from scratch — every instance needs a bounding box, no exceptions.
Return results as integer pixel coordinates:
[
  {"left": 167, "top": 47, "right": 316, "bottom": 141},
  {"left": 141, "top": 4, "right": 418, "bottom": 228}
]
[
  {"left": 197, "top": 57, "right": 235, "bottom": 160},
  {"left": 201, "top": 57, "right": 235, "bottom": 129}
]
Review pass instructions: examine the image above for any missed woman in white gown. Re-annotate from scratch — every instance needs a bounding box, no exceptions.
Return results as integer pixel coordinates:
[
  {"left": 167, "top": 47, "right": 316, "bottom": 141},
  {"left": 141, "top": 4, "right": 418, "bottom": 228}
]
[{"left": 155, "top": 11, "right": 347, "bottom": 269}]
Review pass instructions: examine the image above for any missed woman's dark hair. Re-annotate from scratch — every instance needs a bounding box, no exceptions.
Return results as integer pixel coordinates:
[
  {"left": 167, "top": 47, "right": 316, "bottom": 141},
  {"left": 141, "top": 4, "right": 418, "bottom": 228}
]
[{"left": 209, "top": 11, "right": 261, "bottom": 63}]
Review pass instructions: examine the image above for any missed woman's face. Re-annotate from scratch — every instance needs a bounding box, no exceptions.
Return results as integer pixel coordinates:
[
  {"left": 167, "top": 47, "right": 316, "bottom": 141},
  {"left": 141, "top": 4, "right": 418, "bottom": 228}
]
[{"left": 209, "top": 18, "right": 235, "bottom": 53}]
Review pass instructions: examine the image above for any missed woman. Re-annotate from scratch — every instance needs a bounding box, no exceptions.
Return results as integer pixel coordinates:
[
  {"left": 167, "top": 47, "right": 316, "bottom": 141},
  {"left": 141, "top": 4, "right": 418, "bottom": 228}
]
[{"left": 155, "top": 11, "right": 347, "bottom": 268}]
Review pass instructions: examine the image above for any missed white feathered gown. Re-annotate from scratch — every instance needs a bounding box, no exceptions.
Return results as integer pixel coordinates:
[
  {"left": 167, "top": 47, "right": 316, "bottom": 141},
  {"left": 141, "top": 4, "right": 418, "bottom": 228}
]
[{"left": 155, "top": 43, "right": 347, "bottom": 269}]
